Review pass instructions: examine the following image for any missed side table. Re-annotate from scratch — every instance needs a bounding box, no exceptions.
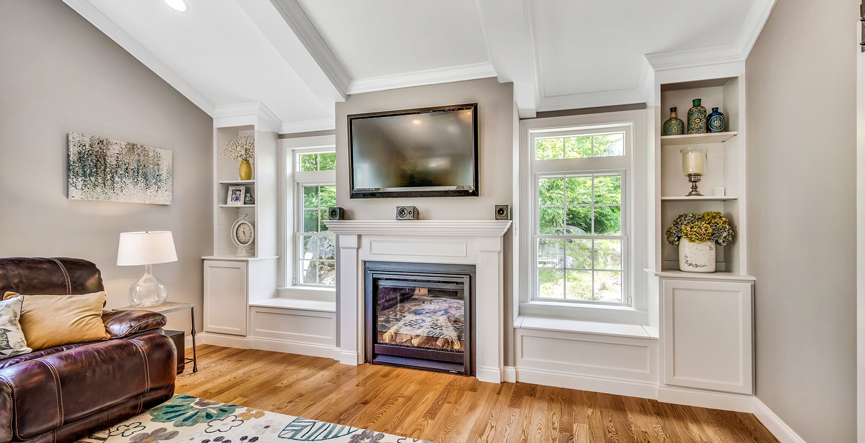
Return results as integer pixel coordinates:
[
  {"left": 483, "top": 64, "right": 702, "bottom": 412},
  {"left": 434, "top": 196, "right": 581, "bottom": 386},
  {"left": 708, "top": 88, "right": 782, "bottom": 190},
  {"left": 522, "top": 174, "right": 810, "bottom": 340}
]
[{"left": 114, "top": 302, "right": 198, "bottom": 373}]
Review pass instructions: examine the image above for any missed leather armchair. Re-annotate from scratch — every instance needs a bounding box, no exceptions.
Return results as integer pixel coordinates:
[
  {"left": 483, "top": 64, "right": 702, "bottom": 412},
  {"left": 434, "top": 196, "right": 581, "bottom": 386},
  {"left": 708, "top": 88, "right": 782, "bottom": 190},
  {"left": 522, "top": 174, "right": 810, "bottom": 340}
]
[{"left": 0, "top": 258, "right": 177, "bottom": 443}]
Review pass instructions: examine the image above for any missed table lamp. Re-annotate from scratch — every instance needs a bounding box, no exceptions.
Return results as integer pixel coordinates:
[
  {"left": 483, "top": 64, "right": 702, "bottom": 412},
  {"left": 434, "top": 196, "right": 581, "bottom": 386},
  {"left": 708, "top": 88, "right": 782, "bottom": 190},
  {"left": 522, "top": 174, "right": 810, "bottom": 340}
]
[{"left": 117, "top": 231, "right": 178, "bottom": 307}]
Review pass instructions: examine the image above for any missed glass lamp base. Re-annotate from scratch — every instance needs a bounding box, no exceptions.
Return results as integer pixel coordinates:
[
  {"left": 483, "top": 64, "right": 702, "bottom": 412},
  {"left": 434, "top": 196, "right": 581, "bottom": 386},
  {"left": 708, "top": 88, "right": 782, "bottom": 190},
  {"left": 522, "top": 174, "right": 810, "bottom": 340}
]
[{"left": 129, "top": 264, "right": 168, "bottom": 307}]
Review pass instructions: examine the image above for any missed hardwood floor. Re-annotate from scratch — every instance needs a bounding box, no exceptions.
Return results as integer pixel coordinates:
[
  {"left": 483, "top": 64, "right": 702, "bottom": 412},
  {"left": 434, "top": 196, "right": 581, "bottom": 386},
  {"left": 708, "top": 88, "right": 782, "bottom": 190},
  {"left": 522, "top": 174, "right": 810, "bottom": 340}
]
[{"left": 176, "top": 345, "right": 778, "bottom": 443}]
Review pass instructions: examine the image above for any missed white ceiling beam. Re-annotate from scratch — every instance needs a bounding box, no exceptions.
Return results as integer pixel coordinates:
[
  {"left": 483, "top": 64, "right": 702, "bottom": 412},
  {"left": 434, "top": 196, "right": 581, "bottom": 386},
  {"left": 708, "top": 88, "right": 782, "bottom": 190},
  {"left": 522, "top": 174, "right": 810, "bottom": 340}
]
[
  {"left": 474, "top": 0, "right": 537, "bottom": 118},
  {"left": 251, "top": 0, "right": 349, "bottom": 107},
  {"left": 62, "top": 0, "right": 216, "bottom": 116}
]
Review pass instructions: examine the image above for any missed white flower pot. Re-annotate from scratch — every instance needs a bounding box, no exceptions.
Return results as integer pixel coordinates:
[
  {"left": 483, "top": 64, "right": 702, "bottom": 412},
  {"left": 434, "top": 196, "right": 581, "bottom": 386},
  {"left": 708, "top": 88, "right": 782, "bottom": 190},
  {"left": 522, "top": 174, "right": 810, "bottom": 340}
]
[{"left": 678, "top": 238, "right": 716, "bottom": 273}]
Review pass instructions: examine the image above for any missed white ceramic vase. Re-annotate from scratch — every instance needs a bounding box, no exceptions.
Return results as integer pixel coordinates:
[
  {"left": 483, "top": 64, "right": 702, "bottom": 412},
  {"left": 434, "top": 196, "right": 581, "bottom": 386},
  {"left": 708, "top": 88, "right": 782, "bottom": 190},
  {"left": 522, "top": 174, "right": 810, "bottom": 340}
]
[{"left": 678, "top": 238, "right": 716, "bottom": 273}]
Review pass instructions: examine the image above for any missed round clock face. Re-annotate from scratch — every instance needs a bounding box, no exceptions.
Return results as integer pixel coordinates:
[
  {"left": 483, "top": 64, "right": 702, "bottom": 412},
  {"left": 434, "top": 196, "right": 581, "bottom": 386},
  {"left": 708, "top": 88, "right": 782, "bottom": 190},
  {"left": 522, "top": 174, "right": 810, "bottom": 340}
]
[{"left": 235, "top": 222, "right": 253, "bottom": 245}]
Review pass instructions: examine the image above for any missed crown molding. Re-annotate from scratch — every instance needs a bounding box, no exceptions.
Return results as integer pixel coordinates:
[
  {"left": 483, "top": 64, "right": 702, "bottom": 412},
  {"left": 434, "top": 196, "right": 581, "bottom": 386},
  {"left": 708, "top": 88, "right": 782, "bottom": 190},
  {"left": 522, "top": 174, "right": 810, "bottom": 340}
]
[
  {"left": 62, "top": 0, "right": 216, "bottom": 116},
  {"left": 269, "top": 0, "right": 350, "bottom": 98},
  {"left": 279, "top": 118, "right": 335, "bottom": 135},
  {"left": 646, "top": 0, "right": 775, "bottom": 72},
  {"left": 346, "top": 63, "right": 497, "bottom": 95},
  {"left": 213, "top": 102, "right": 281, "bottom": 132}
]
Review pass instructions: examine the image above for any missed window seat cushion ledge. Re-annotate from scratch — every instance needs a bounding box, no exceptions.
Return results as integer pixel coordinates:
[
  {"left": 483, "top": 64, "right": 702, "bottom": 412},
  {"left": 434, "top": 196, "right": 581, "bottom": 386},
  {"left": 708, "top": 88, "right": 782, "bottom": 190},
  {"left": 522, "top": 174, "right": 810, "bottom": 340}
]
[{"left": 516, "top": 315, "right": 656, "bottom": 340}]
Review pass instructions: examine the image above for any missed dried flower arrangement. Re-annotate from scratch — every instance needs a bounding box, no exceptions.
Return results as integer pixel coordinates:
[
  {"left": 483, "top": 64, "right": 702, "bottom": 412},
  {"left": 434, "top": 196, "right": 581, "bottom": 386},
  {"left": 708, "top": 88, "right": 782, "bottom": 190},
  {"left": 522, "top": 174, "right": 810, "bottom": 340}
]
[
  {"left": 223, "top": 135, "right": 255, "bottom": 163},
  {"left": 665, "top": 211, "right": 734, "bottom": 246}
]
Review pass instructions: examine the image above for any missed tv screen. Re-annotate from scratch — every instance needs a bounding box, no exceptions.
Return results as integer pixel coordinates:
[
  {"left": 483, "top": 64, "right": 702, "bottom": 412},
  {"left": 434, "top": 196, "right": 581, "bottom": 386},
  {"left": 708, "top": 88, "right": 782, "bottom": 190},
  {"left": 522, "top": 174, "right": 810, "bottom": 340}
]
[{"left": 348, "top": 104, "right": 478, "bottom": 198}]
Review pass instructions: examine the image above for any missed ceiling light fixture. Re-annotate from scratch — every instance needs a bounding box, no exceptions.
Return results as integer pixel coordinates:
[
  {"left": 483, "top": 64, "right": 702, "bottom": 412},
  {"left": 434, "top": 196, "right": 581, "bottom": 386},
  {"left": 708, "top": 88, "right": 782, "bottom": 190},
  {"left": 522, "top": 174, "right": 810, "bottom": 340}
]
[{"left": 164, "top": 0, "right": 188, "bottom": 12}]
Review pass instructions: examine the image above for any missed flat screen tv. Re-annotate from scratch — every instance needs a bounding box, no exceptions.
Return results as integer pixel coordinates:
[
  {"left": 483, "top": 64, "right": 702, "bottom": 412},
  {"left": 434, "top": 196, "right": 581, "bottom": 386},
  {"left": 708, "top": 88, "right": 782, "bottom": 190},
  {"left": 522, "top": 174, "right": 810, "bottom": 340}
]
[{"left": 348, "top": 103, "right": 478, "bottom": 198}]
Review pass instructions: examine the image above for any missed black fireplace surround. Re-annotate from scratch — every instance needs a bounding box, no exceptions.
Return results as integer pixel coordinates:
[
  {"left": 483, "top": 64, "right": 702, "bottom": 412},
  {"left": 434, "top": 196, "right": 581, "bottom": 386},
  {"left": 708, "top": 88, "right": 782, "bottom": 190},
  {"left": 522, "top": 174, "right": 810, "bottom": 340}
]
[{"left": 364, "top": 261, "right": 475, "bottom": 375}]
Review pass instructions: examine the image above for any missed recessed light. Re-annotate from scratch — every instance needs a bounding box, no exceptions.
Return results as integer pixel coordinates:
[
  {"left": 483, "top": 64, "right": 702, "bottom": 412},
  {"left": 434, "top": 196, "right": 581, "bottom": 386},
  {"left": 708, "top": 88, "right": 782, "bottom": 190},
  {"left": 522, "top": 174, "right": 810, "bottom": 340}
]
[
  {"left": 164, "top": 0, "right": 188, "bottom": 12},
  {"left": 412, "top": 119, "right": 421, "bottom": 125}
]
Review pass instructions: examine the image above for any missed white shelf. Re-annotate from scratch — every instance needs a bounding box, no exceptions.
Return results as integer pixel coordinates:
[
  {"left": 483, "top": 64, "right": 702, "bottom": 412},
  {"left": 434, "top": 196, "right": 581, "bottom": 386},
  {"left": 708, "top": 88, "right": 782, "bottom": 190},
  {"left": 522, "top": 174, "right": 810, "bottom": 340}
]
[
  {"left": 647, "top": 268, "right": 756, "bottom": 282},
  {"left": 661, "top": 132, "right": 738, "bottom": 146},
  {"left": 218, "top": 180, "right": 255, "bottom": 185},
  {"left": 661, "top": 196, "right": 738, "bottom": 202},
  {"left": 219, "top": 204, "right": 255, "bottom": 208},
  {"left": 249, "top": 298, "right": 337, "bottom": 313},
  {"left": 201, "top": 255, "right": 278, "bottom": 261}
]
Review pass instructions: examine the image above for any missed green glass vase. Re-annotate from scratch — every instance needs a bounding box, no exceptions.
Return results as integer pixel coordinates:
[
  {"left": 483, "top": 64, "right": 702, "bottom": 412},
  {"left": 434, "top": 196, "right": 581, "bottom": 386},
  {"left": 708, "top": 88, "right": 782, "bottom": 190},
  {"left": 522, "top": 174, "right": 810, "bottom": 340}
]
[
  {"left": 687, "top": 99, "right": 707, "bottom": 134},
  {"left": 663, "top": 107, "right": 685, "bottom": 136}
]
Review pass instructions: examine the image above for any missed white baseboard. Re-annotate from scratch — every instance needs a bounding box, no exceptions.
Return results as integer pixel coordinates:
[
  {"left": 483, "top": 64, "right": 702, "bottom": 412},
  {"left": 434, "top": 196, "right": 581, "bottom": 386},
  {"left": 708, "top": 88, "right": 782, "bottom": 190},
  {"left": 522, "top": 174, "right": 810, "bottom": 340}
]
[
  {"left": 339, "top": 350, "right": 359, "bottom": 366},
  {"left": 503, "top": 366, "right": 517, "bottom": 383},
  {"left": 476, "top": 366, "right": 503, "bottom": 384},
  {"left": 752, "top": 398, "right": 807, "bottom": 443},
  {"left": 196, "top": 333, "right": 340, "bottom": 360},
  {"left": 657, "top": 385, "right": 754, "bottom": 413},
  {"left": 514, "top": 366, "right": 658, "bottom": 400}
]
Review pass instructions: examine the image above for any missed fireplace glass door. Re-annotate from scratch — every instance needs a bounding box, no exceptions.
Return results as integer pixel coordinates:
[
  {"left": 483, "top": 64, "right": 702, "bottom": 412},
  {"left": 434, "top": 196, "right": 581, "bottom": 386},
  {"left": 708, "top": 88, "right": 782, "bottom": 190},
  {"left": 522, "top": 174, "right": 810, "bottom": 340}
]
[{"left": 366, "top": 264, "right": 473, "bottom": 375}]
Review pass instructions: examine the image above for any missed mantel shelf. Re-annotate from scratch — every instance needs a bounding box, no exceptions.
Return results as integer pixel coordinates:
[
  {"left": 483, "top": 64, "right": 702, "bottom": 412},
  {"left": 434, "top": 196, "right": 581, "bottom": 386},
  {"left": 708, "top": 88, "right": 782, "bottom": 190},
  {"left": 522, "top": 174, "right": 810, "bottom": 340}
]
[
  {"left": 661, "top": 196, "right": 738, "bottom": 202},
  {"left": 661, "top": 132, "right": 738, "bottom": 146},
  {"left": 324, "top": 220, "right": 513, "bottom": 237}
]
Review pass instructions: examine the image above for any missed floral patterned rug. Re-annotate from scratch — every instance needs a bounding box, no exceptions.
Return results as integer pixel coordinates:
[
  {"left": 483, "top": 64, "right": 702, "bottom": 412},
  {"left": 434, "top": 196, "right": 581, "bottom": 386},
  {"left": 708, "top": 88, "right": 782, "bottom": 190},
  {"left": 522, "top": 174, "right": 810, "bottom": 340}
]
[{"left": 79, "top": 395, "right": 434, "bottom": 443}]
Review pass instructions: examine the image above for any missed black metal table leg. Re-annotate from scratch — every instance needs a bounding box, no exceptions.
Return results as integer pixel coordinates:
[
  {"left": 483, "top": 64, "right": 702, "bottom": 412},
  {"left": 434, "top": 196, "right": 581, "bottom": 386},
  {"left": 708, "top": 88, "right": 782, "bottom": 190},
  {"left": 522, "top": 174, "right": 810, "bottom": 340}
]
[{"left": 191, "top": 306, "right": 198, "bottom": 373}]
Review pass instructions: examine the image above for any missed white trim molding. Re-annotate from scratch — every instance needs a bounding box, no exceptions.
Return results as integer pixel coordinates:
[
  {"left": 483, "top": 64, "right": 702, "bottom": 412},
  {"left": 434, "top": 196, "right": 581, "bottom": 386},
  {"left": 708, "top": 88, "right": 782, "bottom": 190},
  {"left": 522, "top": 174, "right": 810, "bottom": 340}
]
[
  {"left": 269, "top": 0, "right": 351, "bottom": 98},
  {"left": 346, "top": 63, "right": 497, "bottom": 95},
  {"left": 752, "top": 398, "right": 808, "bottom": 443},
  {"left": 326, "top": 220, "right": 512, "bottom": 238},
  {"left": 197, "top": 332, "right": 340, "bottom": 361},
  {"left": 61, "top": 0, "right": 216, "bottom": 115},
  {"left": 214, "top": 102, "right": 282, "bottom": 132},
  {"left": 279, "top": 118, "right": 336, "bottom": 134}
]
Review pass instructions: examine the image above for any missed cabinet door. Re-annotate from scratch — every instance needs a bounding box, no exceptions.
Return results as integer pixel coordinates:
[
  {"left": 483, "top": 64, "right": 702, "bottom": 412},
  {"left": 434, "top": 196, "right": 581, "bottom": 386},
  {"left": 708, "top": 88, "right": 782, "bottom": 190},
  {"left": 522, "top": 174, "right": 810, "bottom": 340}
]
[
  {"left": 204, "top": 260, "right": 248, "bottom": 336},
  {"left": 662, "top": 279, "right": 753, "bottom": 394}
]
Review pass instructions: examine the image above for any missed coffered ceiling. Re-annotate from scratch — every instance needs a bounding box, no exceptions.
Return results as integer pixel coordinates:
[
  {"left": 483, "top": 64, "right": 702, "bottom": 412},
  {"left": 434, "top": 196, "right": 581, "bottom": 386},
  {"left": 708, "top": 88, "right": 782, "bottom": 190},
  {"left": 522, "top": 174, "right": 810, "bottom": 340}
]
[{"left": 64, "top": 0, "right": 775, "bottom": 131}]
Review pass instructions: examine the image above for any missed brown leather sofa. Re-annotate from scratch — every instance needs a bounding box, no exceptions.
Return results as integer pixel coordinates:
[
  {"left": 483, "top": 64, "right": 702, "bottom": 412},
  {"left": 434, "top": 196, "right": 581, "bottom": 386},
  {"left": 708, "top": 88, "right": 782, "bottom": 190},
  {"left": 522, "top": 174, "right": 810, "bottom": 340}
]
[{"left": 0, "top": 258, "right": 177, "bottom": 443}]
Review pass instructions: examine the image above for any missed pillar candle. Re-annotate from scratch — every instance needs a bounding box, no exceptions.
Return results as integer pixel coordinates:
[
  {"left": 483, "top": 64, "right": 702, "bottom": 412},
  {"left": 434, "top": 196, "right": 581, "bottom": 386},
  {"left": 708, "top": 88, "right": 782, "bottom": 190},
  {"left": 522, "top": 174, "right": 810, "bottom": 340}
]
[{"left": 681, "top": 149, "right": 706, "bottom": 175}]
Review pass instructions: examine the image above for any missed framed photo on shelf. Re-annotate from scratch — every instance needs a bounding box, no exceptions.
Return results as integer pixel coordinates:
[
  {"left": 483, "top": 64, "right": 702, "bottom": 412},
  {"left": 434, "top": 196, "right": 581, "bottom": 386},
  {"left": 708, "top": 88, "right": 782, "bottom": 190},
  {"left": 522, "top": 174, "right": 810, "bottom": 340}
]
[{"left": 227, "top": 186, "right": 246, "bottom": 206}]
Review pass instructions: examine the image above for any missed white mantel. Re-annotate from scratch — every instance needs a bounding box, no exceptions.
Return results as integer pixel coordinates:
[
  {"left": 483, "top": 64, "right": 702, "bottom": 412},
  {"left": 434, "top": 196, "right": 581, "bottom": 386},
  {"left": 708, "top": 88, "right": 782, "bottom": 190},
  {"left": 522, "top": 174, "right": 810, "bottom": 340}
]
[{"left": 325, "top": 220, "right": 512, "bottom": 383}]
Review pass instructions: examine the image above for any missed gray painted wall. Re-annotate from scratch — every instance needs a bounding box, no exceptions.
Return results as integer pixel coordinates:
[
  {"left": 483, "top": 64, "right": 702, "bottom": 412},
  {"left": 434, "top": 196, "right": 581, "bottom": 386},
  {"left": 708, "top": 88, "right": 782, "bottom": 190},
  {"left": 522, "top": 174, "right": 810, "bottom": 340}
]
[
  {"left": 335, "top": 78, "right": 517, "bottom": 364},
  {"left": 0, "top": 1, "right": 212, "bottom": 334},
  {"left": 746, "top": 0, "right": 857, "bottom": 440}
]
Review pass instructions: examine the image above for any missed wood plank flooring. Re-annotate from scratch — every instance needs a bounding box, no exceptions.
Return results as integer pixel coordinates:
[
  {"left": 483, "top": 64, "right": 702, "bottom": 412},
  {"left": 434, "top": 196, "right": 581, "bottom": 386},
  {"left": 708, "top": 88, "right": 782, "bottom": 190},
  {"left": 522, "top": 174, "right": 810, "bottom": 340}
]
[{"left": 175, "top": 345, "right": 779, "bottom": 443}]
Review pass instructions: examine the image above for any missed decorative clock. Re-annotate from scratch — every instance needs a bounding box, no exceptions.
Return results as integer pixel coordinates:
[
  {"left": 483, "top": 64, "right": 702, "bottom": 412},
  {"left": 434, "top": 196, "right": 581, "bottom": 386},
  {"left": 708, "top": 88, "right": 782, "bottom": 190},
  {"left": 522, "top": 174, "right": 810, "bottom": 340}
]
[{"left": 230, "top": 214, "right": 255, "bottom": 257}]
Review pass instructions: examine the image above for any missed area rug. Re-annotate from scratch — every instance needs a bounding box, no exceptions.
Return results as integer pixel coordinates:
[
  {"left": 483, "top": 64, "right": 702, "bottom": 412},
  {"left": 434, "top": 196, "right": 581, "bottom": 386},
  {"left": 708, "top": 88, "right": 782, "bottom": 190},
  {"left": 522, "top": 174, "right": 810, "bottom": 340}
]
[{"left": 79, "top": 395, "right": 434, "bottom": 443}]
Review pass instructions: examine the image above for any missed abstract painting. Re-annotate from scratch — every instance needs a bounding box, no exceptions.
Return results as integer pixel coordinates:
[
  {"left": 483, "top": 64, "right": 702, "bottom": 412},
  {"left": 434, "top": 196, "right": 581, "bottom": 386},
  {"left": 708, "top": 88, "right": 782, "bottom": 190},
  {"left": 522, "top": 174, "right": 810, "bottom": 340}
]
[{"left": 67, "top": 132, "right": 173, "bottom": 205}]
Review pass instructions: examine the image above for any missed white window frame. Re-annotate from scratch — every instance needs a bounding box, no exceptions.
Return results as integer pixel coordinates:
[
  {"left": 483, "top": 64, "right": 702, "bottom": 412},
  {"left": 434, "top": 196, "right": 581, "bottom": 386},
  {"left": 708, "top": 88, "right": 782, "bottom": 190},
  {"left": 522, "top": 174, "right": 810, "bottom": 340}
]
[
  {"left": 277, "top": 135, "right": 336, "bottom": 296},
  {"left": 517, "top": 111, "right": 648, "bottom": 325}
]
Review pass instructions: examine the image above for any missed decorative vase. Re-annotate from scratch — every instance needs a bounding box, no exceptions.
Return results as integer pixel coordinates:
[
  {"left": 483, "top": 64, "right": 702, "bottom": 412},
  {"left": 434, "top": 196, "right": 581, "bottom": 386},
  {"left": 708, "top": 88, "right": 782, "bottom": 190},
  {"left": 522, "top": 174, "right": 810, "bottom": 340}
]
[
  {"left": 238, "top": 159, "right": 253, "bottom": 181},
  {"left": 678, "top": 238, "right": 716, "bottom": 273},
  {"left": 687, "top": 99, "right": 707, "bottom": 134},
  {"left": 662, "top": 107, "right": 685, "bottom": 136},
  {"left": 707, "top": 107, "right": 726, "bottom": 133}
]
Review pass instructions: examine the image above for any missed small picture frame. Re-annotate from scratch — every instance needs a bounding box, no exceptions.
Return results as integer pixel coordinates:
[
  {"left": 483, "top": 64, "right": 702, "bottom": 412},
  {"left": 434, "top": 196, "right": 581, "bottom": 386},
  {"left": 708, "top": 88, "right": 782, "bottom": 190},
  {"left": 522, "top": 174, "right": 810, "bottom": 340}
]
[{"left": 227, "top": 186, "right": 246, "bottom": 206}]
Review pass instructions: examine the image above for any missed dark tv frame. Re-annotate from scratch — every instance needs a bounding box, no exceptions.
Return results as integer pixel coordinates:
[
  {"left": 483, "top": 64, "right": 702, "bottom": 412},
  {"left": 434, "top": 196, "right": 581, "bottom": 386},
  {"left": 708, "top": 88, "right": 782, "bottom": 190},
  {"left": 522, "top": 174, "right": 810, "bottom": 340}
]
[{"left": 347, "top": 103, "right": 479, "bottom": 199}]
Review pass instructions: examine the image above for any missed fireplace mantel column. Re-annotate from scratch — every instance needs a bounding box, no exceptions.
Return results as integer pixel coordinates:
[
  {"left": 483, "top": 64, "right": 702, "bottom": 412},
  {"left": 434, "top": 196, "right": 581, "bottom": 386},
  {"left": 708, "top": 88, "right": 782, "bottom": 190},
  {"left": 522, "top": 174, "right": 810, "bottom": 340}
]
[
  {"left": 337, "top": 234, "right": 361, "bottom": 365},
  {"left": 476, "top": 236, "right": 504, "bottom": 383}
]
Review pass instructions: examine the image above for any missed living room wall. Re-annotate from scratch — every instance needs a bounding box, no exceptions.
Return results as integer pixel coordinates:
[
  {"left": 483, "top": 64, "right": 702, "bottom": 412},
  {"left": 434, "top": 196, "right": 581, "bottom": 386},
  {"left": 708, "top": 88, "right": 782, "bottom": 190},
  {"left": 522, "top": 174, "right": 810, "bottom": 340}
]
[
  {"left": 335, "top": 78, "right": 517, "bottom": 364},
  {"left": 746, "top": 0, "right": 856, "bottom": 440},
  {"left": 0, "top": 1, "right": 212, "bottom": 333}
]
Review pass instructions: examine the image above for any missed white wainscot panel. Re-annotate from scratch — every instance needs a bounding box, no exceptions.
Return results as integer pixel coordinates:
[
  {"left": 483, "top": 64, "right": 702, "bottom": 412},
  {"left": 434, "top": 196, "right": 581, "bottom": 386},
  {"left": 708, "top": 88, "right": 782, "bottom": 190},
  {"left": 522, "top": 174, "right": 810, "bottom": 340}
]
[
  {"left": 250, "top": 307, "right": 335, "bottom": 346},
  {"left": 515, "top": 328, "right": 658, "bottom": 398},
  {"left": 368, "top": 240, "right": 468, "bottom": 258}
]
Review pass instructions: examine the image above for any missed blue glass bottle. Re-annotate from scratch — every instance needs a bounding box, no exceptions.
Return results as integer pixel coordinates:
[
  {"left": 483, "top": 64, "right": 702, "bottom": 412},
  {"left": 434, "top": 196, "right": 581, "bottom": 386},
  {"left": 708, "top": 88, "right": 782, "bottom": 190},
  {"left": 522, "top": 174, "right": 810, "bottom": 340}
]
[{"left": 707, "top": 107, "right": 726, "bottom": 133}]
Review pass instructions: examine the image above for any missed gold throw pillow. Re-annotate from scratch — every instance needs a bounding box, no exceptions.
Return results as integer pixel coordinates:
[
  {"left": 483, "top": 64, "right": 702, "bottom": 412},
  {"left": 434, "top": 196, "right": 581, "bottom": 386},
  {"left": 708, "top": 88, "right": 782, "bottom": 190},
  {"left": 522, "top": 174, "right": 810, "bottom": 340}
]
[{"left": 3, "top": 291, "right": 109, "bottom": 350}]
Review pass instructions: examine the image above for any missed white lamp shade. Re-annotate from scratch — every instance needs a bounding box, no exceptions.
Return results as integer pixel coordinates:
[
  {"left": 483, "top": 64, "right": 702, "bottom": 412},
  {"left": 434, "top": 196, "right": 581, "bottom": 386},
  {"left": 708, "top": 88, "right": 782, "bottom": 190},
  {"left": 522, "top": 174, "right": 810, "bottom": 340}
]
[{"left": 117, "top": 231, "right": 178, "bottom": 266}]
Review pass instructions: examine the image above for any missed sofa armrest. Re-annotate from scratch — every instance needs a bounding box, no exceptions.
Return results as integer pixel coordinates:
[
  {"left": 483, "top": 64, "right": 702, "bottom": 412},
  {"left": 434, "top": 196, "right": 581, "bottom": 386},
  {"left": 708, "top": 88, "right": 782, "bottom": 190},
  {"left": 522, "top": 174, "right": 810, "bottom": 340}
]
[{"left": 102, "top": 310, "right": 167, "bottom": 339}]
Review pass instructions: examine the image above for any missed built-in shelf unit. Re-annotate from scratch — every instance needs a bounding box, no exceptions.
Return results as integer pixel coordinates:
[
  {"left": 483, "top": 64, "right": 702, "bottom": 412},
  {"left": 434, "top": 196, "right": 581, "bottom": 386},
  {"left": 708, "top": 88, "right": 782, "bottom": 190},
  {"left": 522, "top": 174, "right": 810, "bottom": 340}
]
[{"left": 650, "top": 74, "right": 755, "bottom": 400}]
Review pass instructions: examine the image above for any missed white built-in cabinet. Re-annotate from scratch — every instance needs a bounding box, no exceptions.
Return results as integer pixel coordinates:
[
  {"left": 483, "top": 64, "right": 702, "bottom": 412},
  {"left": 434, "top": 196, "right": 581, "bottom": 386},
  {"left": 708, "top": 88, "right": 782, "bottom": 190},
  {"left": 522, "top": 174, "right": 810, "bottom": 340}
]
[
  {"left": 203, "top": 260, "right": 248, "bottom": 335},
  {"left": 661, "top": 278, "right": 753, "bottom": 394},
  {"left": 650, "top": 74, "right": 755, "bottom": 398}
]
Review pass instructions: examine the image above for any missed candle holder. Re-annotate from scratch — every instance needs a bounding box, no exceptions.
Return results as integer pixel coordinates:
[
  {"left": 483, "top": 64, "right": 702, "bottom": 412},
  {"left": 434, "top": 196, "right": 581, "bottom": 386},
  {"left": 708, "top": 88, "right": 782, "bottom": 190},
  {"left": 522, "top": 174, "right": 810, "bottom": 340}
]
[
  {"left": 680, "top": 147, "right": 707, "bottom": 197},
  {"left": 687, "top": 174, "right": 703, "bottom": 196}
]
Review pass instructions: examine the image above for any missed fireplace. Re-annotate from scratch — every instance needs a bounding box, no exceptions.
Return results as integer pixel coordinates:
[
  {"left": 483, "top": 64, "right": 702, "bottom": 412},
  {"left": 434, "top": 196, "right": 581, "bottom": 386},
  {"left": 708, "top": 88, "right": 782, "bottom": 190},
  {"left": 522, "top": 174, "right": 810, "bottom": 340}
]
[{"left": 364, "top": 262, "right": 475, "bottom": 375}]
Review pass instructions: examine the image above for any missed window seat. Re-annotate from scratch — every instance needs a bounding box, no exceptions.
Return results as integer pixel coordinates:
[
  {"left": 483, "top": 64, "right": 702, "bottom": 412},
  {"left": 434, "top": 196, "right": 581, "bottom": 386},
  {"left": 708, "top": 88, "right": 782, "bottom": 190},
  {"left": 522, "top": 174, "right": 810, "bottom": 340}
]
[
  {"left": 516, "top": 315, "right": 657, "bottom": 340},
  {"left": 250, "top": 298, "right": 336, "bottom": 313}
]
